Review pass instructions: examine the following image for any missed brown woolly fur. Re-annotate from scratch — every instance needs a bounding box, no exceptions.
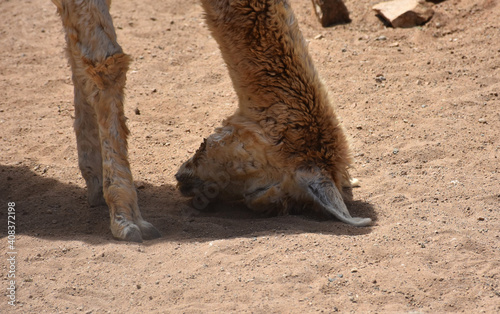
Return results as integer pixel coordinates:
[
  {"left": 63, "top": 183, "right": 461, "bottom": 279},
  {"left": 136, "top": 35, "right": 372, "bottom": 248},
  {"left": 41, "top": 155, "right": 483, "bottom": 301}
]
[
  {"left": 202, "top": 0, "right": 352, "bottom": 190},
  {"left": 52, "top": 0, "right": 370, "bottom": 242},
  {"left": 53, "top": 0, "right": 161, "bottom": 242},
  {"left": 177, "top": 0, "right": 371, "bottom": 226}
]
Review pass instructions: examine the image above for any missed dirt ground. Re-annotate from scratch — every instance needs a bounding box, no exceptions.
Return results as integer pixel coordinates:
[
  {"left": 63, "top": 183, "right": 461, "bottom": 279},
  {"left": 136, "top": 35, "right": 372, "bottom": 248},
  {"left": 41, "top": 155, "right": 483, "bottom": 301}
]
[{"left": 1, "top": 0, "right": 499, "bottom": 312}]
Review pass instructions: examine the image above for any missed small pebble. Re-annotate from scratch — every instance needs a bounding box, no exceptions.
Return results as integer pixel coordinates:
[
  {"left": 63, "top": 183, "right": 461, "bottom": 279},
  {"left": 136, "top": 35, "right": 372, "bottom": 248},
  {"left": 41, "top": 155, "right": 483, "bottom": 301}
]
[
  {"left": 314, "top": 34, "right": 324, "bottom": 40},
  {"left": 375, "top": 74, "right": 386, "bottom": 83},
  {"left": 478, "top": 118, "right": 487, "bottom": 124}
]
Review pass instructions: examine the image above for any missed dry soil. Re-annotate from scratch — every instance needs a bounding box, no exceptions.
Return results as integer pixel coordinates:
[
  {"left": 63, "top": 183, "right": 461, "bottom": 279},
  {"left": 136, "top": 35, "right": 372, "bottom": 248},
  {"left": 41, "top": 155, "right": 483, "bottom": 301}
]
[{"left": 1, "top": 0, "right": 499, "bottom": 312}]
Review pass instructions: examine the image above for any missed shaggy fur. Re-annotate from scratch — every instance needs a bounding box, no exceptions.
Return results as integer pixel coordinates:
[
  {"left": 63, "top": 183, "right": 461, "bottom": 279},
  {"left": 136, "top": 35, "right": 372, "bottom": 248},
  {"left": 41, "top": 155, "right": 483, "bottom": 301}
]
[
  {"left": 176, "top": 0, "right": 371, "bottom": 226},
  {"left": 52, "top": 0, "right": 369, "bottom": 243},
  {"left": 52, "top": 0, "right": 160, "bottom": 242}
]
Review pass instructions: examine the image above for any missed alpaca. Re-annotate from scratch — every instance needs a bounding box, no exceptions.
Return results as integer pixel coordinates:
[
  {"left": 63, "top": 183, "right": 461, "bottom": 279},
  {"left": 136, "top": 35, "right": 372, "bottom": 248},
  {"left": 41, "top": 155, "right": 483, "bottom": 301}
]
[
  {"left": 52, "top": 0, "right": 368, "bottom": 243},
  {"left": 176, "top": 0, "right": 372, "bottom": 226},
  {"left": 52, "top": 0, "right": 161, "bottom": 242}
]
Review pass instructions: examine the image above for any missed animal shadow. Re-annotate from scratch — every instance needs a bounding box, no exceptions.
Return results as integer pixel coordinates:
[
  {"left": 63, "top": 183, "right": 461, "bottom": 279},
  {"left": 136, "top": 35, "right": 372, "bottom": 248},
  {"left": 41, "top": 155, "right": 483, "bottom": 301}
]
[{"left": 0, "top": 164, "right": 377, "bottom": 244}]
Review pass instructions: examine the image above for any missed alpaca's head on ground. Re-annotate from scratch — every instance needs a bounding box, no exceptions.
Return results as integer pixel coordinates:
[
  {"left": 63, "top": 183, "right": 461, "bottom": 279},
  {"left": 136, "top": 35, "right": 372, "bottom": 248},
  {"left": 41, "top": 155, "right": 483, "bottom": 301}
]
[
  {"left": 176, "top": 0, "right": 372, "bottom": 226},
  {"left": 175, "top": 117, "right": 372, "bottom": 227}
]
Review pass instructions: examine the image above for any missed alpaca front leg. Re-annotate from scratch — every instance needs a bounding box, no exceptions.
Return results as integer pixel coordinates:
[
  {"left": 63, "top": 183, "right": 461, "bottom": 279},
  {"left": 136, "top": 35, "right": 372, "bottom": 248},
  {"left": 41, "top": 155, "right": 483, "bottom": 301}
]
[
  {"left": 89, "top": 53, "right": 161, "bottom": 241},
  {"left": 53, "top": 0, "right": 160, "bottom": 241}
]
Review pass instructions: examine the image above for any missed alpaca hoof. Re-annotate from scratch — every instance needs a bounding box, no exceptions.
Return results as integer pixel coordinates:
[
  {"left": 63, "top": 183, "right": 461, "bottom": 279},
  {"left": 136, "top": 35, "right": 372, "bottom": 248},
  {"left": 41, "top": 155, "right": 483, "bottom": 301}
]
[
  {"left": 138, "top": 220, "right": 162, "bottom": 240},
  {"left": 111, "top": 216, "right": 143, "bottom": 242},
  {"left": 122, "top": 225, "right": 144, "bottom": 243},
  {"left": 110, "top": 215, "right": 161, "bottom": 242}
]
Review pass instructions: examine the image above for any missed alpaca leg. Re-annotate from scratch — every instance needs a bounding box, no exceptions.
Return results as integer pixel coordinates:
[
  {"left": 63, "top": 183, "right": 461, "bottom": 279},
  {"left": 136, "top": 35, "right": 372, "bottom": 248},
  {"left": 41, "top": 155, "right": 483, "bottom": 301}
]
[
  {"left": 53, "top": 0, "right": 160, "bottom": 241},
  {"left": 74, "top": 86, "right": 105, "bottom": 207}
]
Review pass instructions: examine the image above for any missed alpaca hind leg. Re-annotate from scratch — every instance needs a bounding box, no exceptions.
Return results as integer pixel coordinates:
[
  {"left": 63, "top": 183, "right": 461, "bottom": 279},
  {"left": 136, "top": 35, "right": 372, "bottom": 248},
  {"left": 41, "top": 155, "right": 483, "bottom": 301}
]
[{"left": 74, "top": 86, "right": 105, "bottom": 207}]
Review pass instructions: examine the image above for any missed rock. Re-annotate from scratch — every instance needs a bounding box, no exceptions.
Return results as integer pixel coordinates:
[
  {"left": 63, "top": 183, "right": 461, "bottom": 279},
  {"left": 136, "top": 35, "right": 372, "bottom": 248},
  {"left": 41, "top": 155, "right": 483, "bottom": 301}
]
[
  {"left": 373, "top": 0, "right": 434, "bottom": 28},
  {"left": 375, "top": 74, "right": 386, "bottom": 83},
  {"left": 311, "top": 0, "right": 351, "bottom": 27}
]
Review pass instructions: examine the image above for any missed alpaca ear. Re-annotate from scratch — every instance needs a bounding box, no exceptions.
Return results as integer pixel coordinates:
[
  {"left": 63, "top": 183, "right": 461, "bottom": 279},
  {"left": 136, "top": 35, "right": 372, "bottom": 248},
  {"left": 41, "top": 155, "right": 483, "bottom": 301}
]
[{"left": 296, "top": 170, "right": 372, "bottom": 227}]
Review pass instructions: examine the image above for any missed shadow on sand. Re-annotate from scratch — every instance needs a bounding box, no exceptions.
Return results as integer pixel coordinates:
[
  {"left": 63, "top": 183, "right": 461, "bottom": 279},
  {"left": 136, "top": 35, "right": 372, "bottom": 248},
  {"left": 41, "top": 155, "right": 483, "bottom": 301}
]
[{"left": 0, "top": 164, "right": 377, "bottom": 245}]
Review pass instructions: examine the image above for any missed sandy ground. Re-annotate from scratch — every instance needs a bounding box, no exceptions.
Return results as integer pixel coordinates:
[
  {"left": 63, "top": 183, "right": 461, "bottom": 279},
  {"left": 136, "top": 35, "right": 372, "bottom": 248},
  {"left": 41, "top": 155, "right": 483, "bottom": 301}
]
[{"left": 1, "top": 0, "right": 499, "bottom": 312}]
